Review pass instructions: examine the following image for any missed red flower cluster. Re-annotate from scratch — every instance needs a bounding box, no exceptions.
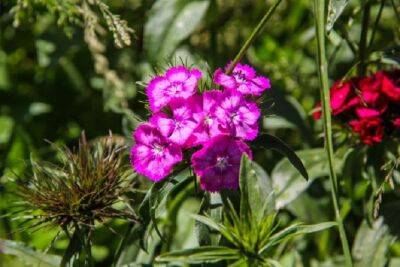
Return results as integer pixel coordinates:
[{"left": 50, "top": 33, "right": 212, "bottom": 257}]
[{"left": 314, "top": 69, "right": 400, "bottom": 145}]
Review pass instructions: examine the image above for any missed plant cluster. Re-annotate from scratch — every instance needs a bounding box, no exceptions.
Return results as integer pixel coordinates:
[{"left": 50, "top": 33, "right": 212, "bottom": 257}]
[
  {"left": 1, "top": 0, "right": 400, "bottom": 266},
  {"left": 314, "top": 69, "right": 400, "bottom": 145},
  {"left": 130, "top": 63, "right": 270, "bottom": 192}
]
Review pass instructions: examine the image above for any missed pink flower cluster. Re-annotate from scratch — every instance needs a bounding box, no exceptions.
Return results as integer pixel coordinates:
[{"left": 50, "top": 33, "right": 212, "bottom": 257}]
[
  {"left": 313, "top": 70, "right": 400, "bottom": 146},
  {"left": 131, "top": 64, "right": 271, "bottom": 192}
]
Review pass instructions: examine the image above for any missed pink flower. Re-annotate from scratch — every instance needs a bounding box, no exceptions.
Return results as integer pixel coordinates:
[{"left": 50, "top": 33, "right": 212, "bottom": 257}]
[
  {"left": 349, "top": 117, "right": 384, "bottom": 146},
  {"left": 130, "top": 123, "right": 182, "bottom": 181},
  {"left": 150, "top": 97, "right": 201, "bottom": 147},
  {"left": 214, "top": 63, "right": 270, "bottom": 96},
  {"left": 191, "top": 135, "right": 252, "bottom": 192},
  {"left": 214, "top": 90, "right": 260, "bottom": 140},
  {"left": 188, "top": 90, "right": 225, "bottom": 146},
  {"left": 146, "top": 66, "right": 202, "bottom": 112}
]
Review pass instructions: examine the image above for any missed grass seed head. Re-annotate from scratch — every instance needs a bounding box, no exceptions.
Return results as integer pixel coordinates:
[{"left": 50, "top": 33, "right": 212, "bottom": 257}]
[{"left": 15, "top": 133, "right": 137, "bottom": 231}]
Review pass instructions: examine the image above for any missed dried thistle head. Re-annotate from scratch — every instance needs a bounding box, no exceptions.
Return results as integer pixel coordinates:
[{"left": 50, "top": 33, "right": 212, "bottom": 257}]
[{"left": 15, "top": 133, "right": 137, "bottom": 231}]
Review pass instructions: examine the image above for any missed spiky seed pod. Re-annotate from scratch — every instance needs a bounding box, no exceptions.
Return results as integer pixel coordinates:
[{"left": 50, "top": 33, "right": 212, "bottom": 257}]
[{"left": 15, "top": 133, "right": 138, "bottom": 232}]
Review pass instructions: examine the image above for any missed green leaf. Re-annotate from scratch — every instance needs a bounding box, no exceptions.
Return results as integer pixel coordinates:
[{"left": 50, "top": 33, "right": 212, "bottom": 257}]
[
  {"left": 260, "top": 222, "right": 335, "bottom": 255},
  {"left": 0, "top": 116, "right": 14, "bottom": 145},
  {"left": 327, "top": 0, "right": 349, "bottom": 32},
  {"left": 352, "top": 218, "right": 395, "bottom": 267},
  {"left": 191, "top": 214, "right": 240, "bottom": 247},
  {"left": 271, "top": 148, "right": 343, "bottom": 209},
  {"left": 295, "top": 222, "right": 337, "bottom": 234},
  {"left": 144, "top": 0, "right": 210, "bottom": 62},
  {"left": 239, "top": 155, "right": 275, "bottom": 223},
  {"left": 254, "top": 133, "right": 308, "bottom": 180},
  {"left": 263, "top": 116, "right": 296, "bottom": 130},
  {"left": 0, "top": 239, "right": 61, "bottom": 267},
  {"left": 156, "top": 246, "right": 240, "bottom": 264}
]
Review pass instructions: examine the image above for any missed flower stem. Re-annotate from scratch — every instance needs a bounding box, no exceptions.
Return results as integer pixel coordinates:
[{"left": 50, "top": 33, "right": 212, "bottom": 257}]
[
  {"left": 226, "top": 0, "right": 283, "bottom": 74},
  {"left": 358, "top": 0, "right": 372, "bottom": 76},
  {"left": 313, "top": 1, "right": 353, "bottom": 267}
]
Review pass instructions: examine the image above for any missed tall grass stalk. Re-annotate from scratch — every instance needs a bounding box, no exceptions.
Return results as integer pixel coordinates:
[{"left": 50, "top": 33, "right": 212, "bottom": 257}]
[
  {"left": 313, "top": 1, "right": 353, "bottom": 266},
  {"left": 226, "top": 0, "right": 283, "bottom": 74}
]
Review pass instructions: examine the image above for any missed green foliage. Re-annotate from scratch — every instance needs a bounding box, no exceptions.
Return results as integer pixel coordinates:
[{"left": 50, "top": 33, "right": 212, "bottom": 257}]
[
  {"left": 1, "top": 0, "right": 400, "bottom": 266},
  {"left": 144, "top": 0, "right": 210, "bottom": 63},
  {"left": 0, "top": 239, "right": 61, "bottom": 267},
  {"left": 157, "top": 156, "right": 335, "bottom": 266}
]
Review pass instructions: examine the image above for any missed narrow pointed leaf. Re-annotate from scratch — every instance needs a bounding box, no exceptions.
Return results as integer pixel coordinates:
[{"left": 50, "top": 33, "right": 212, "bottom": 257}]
[
  {"left": 254, "top": 133, "right": 308, "bottom": 180},
  {"left": 156, "top": 246, "right": 240, "bottom": 263}
]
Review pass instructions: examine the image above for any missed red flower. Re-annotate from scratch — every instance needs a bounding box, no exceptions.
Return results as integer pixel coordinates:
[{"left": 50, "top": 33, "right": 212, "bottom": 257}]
[
  {"left": 349, "top": 117, "right": 384, "bottom": 146},
  {"left": 355, "top": 72, "right": 388, "bottom": 119},
  {"left": 313, "top": 80, "right": 359, "bottom": 120},
  {"left": 381, "top": 70, "right": 400, "bottom": 103},
  {"left": 393, "top": 118, "right": 400, "bottom": 129}
]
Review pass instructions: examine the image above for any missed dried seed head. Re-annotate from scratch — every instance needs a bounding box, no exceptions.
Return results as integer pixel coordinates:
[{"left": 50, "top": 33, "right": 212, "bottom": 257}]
[{"left": 15, "top": 133, "right": 137, "bottom": 231}]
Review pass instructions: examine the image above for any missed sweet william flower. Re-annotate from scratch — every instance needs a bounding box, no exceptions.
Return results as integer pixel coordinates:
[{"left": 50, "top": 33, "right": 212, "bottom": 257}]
[
  {"left": 147, "top": 66, "right": 202, "bottom": 112},
  {"left": 188, "top": 90, "right": 225, "bottom": 147},
  {"left": 313, "top": 80, "right": 359, "bottom": 120},
  {"left": 355, "top": 73, "right": 388, "bottom": 119},
  {"left": 130, "top": 124, "right": 182, "bottom": 181},
  {"left": 214, "top": 63, "right": 270, "bottom": 96},
  {"left": 214, "top": 90, "right": 260, "bottom": 140},
  {"left": 349, "top": 117, "right": 384, "bottom": 146},
  {"left": 191, "top": 135, "right": 252, "bottom": 192},
  {"left": 150, "top": 97, "right": 202, "bottom": 147},
  {"left": 381, "top": 69, "right": 400, "bottom": 103}
]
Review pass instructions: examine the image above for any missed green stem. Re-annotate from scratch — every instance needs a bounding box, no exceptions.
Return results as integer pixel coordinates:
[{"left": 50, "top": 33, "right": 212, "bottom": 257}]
[
  {"left": 390, "top": 0, "right": 400, "bottom": 23},
  {"left": 368, "top": 0, "right": 385, "bottom": 49},
  {"left": 358, "top": 0, "right": 372, "bottom": 76},
  {"left": 313, "top": 1, "right": 353, "bottom": 267},
  {"left": 226, "top": 0, "right": 283, "bottom": 74}
]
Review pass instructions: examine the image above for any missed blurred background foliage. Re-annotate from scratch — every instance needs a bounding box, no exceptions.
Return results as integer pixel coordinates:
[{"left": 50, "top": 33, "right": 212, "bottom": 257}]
[{"left": 0, "top": 0, "right": 399, "bottom": 266}]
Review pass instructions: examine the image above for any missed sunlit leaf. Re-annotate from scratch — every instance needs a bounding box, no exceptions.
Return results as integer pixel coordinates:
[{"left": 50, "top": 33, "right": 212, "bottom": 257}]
[
  {"left": 271, "top": 148, "right": 344, "bottom": 209},
  {"left": 144, "top": 0, "right": 210, "bottom": 62},
  {"left": 327, "top": 0, "right": 349, "bottom": 32},
  {"left": 352, "top": 218, "right": 395, "bottom": 267},
  {"left": 0, "top": 239, "right": 61, "bottom": 267},
  {"left": 239, "top": 155, "right": 275, "bottom": 223},
  {"left": 156, "top": 246, "right": 240, "bottom": 263}
]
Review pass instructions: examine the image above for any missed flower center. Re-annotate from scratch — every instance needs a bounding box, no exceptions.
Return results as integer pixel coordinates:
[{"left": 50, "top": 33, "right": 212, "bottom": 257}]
[
  {"left": 215, "top": 156, "right": 229, "bottom": 169},
  {"left": 169, "top": 82, "right": 183, "bottom": 94},
  {"left": 234, "top": 71, "right": 247, "bottom": 83},
  {"left": 204, "top": 116, "right": 213, "bottom": 126},
  {"left": 152, "top": 144, "right": 164, "bottom": 156}
]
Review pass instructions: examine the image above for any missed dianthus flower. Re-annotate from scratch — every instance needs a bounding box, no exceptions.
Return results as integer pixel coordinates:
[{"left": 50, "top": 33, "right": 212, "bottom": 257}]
[
  {"left": 313, "top": 80, "right": 359, "bottom": 120},
  {"left": 150, "top": 97, "right": 201, "bottom": 147},
  {"left": 381, "top": 69, "right": 400, "bottom": 103},
  {"left": 214, "top": 90, "right": 260, "bottom": 140},
  {"left": 313, "top": 69, "right": 400, "bottom": 145},
  {"left": 146, "top": 66, "right": 202, "bottom": 112},
  {"left": 188, "top": 90, "right": 225, "bottom": 146},
  {"left": 130, "top": 124, "right": 182, "bottom": 181},
  {"left": 191, "top": 135, "right": 252, "bottom": 192},
  {"left": 214, "top": 63, "right": 270, "bottom": 96},
  {"left": 356, "top": 72, "right": 388, "bottom": 119},
  {"left": 349, "top": 117, "right": 384, "bottom": 146}
]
